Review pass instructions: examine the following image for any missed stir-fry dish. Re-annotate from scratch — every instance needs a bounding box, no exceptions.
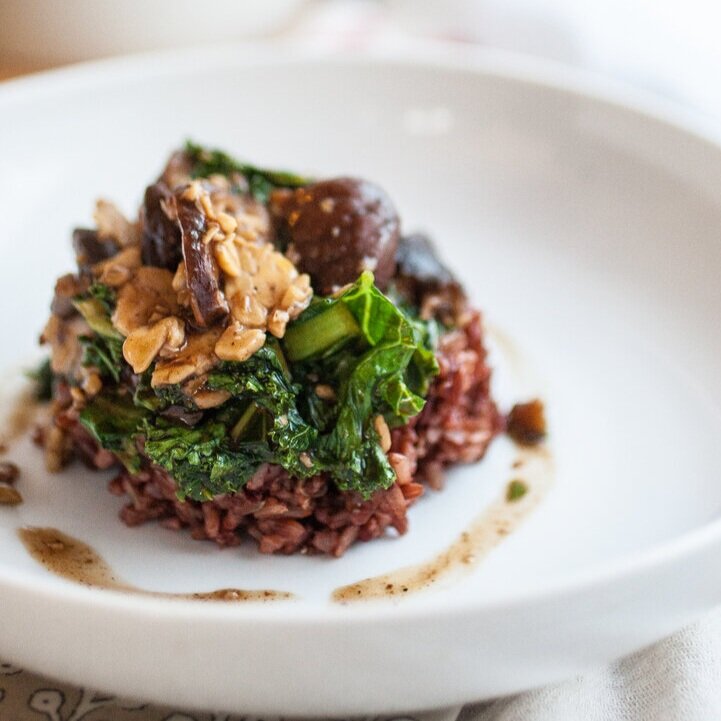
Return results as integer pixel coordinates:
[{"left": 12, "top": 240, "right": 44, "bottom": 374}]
[{"left": 37, "top": 143, "right": 526, "bottom": 557}]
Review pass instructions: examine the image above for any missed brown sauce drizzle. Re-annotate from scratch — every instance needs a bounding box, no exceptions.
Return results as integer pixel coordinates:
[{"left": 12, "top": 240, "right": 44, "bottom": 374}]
[
  {"left": 1, "top": 386, "right": 42, "bottom": 447},
  {"left": 332, "top": 445, "right": 553, "bottom": 603},
  {"left": 485, "top": 323, "right": 527, "bottom": 381},
  {"left": 12, "top": 324, "right": 545, "bottom": 603},
  {"left": 18, "top": 527, "right": 294, "bottom": 603}
]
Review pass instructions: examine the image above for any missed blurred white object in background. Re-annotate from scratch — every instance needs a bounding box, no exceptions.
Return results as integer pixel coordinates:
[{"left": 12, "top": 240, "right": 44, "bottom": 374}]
[
  {"left": 385, "top": 0, "right": 721, "bottom": 119},
  {"left": 4, "top": 0, "right": 721, "bottom": 123},
  {"left": 0, "top": 0, "right": 305, "bottom": 68}
]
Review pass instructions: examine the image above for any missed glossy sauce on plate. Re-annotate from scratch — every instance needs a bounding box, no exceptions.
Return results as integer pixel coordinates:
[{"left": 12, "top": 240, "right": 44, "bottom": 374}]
[
  {"left": 333, "top": 445, "right": 552, "bottom": 602},
  {"left": 18, "top": 526, "right": 295, "bottom": 602},
  {"left": 0, "top": 385, "right": 43, "bottom": 449}
]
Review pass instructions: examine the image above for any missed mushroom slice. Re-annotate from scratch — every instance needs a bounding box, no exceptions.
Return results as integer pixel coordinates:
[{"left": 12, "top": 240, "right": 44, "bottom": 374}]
[
  {"left": 173, "top": 187, "right": 229, "bottom": 327},
  {"left": 140, "top": 182, "right": 183, "bottom": 270},
  {"left": 72, "top": 228, "right": 118, "bottom": 275}
]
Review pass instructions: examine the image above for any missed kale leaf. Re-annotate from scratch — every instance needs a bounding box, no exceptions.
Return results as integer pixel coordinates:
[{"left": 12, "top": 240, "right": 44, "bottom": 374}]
[
  {"left": 79, "top": 392, "right": 146, "bottom": 472},
  {"left": 207, "top": 343, "right": 318, "bottom": 481},
  {"left": 27, "top": 358, "right": 53, "bottom": 401},
  {"left": 143, "top": 419, "right": 268, "bottom": 501},
  {"left": 87, "top": 282, "right": 117, "bottom": 313},
  {"left": 73, "top": 282, "right": 125, "bottom": 382},
  {"left": 185, "top": 141, "right": 310, "bottom": 204},
  {"left": 77, "top": 272, "right": 438, "bottom": 502},
  {"left": 78, "top": 334, "right": 124, "bottom": 383},
  {"left": 73, "top": 283, "right": 121, "bottom": 339},
  {"left": 136, "top": 345, "right": 318, "bottom": 502},
  {"left": 142, "top": 273, "right": 439, "bottom": 501},
  {"left": 286, "top": 272, "right": 439, "bottom": 497}
]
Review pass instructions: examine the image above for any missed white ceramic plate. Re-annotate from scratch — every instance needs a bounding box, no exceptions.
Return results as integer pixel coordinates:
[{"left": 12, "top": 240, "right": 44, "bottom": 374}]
[{"left": 2, "top": 47, "right": 721, "bottom": 716}]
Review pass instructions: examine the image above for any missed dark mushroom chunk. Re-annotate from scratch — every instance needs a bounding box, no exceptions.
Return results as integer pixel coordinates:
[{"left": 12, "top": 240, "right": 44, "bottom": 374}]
[
  {"left": 173, "top": 190, "right": 229, "bottom": 327},
  {"left": 0, "top": 461, "right": 19, "bottom": 484},
  {"left": 270, "top": 177, "right": 400, "bottom": 294},
  {"left": 394, "top": 233, "right": 465, "bottom": 322},
  {"left": 507, "top": 399, "right": 547, "bottom": 446},
  {"left": 140, "top": 182, "right": 183, "bottom": 269},
  {"left": 160, "top": 405, "right": 204, "bottom": 427},
  {"left": 72, "top": 228, "right": 118, "bottom": 275},
  {"left": 396, "top": 234, "right": 457, "bottom": 291}
]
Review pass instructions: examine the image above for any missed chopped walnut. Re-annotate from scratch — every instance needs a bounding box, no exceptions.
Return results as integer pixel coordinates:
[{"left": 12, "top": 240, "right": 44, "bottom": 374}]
[{"left": 160, "top": 182, "right": 314, "bottom": 367}]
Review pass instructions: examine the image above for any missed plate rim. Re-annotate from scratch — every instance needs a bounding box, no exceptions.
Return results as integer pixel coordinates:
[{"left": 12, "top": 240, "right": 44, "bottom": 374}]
[{"left": 2, "top": 41, "right": 721, "bottom": 624}]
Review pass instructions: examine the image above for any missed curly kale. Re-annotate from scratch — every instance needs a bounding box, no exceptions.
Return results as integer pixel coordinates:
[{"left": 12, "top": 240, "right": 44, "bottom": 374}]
[
  {"left": 79, "top": 273, "right": 439, "bottom": 502},
  {"left": 78, "top": 334, "right": 124, "bottom": 383},
  {"left": 285, "top": 272, "right": 438, "bottom": 496},
  {"left": 143, "top": 419, "right": 268, "bottom": 501},
  {"left": 207, "top": 344, "right": 318, "bottom": 480},
  {"left": 27, "top": 358, "right": 53, "bottom": 401},
  {"left": 185, "top": 141, "right": 310, "bottom": 204},
  {"left": 79, "top": 392, "right": 145, "bottom": 472},
  {"left": 71, "top": 282, "right": 126, "bottom": 382}
]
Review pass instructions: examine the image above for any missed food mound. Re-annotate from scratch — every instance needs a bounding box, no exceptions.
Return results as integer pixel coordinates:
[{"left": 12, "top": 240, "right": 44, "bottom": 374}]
[{"left": 38, "top": 143, "right": 504, "bottom": 556}]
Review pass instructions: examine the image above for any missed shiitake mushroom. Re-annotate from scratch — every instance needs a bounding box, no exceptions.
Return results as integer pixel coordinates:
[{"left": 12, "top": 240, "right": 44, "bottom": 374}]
[{"left": 270, "top": 177, "right": 400, "bottom": 295}]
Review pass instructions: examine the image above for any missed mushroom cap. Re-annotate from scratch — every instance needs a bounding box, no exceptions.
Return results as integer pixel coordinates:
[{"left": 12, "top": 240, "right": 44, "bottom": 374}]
[{"left": 270, "top": 177, "right": 400, "bottom": 295}]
